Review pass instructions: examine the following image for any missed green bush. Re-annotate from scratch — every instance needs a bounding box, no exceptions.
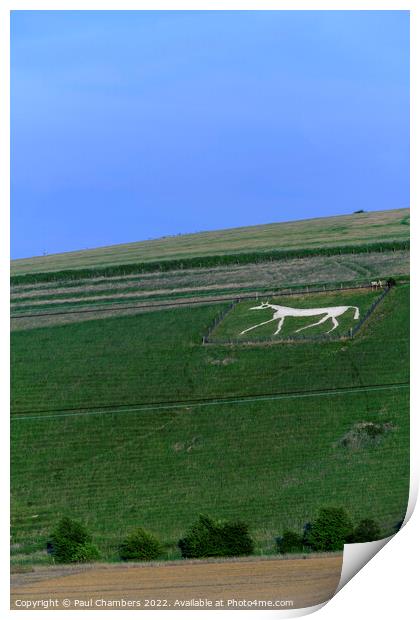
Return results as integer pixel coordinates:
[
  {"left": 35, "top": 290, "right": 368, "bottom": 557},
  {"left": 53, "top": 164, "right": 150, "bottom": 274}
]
[
  {"left": 306, "top": 507, "right": 354, "bottom": 551},
  {"left": 71, "top": 542, "right": 101, "bottom": 563},
  {"left": 118, "top": 528, "right": 163, "bottom": 561},
  {"left": 276, "top": 530, "right": 306, "bottom": 554},
  {"left": 49, "top": 517, "right": 100, "bottom": 563},
  {"left": 178, "top": 514, "right": 254, "bottom": 559},
  {"left": 351, "top": 519, "right": 382, "bottom": 543},
  {"left": 338, "top": 421, "right": 394, "bottom": 450}
]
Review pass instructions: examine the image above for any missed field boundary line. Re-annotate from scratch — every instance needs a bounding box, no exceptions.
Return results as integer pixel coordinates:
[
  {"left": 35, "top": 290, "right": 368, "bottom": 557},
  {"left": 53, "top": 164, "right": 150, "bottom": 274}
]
[
  {"left": 11, "top": 382, "right": 409, "bottom": 421},
  {"left": 349, "top": 285, "right": 391, "bottom": 338},
  {"left": 202, "top": 299, "right": 239, "bottom": 343},
  {"left": 11, "top": 281, "right": 408, "bottom": 320}
]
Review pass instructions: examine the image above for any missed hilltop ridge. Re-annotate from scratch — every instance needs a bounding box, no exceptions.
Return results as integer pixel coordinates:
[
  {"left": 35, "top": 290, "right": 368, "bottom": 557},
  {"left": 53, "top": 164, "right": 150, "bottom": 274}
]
[{"left": 11, "top": 208, "right": 409, "bottom": 276}]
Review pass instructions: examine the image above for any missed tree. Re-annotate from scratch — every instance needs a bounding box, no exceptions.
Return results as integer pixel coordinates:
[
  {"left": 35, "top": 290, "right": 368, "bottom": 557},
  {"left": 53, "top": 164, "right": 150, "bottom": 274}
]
[
  {"left": 276, "top": 530, "right": 305, "bottom": 554},
  {"left": 49, "top": 517, "right": 100, "bottom": 563},
  {"left": 306, "top": 507, "right": 353, "bottom": 551},
  {"left": 178, "top": 514, "right": 254, "bottom": 559},
  {"left": 351, "top": 519, "right": 382, "bottom": 543}
]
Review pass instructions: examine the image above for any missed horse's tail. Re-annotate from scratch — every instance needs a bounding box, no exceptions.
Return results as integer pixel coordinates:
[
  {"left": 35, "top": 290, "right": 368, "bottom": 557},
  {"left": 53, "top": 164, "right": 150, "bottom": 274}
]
[{"left": 351, "top": 306, "right": 360, "bottom": 320}]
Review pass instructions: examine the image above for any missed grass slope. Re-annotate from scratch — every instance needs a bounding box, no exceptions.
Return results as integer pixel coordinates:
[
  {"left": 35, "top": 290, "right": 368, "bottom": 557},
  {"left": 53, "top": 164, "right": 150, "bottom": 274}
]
[
  {"left": 11, "top": 208, "right": 409, "bottom": 275},
  {"left": 11, "top": 285, "right": 409, "bottom": 563},
  {"left": 11, "top": 287, "right": 407, "bottom": 413},
  {"left": 209, "top": 289, "right": 381, "bottom": 342}
]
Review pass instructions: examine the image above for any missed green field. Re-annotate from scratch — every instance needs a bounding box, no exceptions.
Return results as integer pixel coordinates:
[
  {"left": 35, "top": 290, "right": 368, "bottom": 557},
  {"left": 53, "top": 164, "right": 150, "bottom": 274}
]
[
  {"left": 11, "top": 283, "right": 409, "bottom": 563},
  {"left": 11, "top": 208, "right": 408, "bottom": 275}
]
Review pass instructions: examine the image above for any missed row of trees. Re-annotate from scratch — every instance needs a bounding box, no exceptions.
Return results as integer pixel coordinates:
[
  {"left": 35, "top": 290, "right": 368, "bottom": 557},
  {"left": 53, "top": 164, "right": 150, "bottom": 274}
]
[
  {"left": 276, "top": 507, "right": 382, "bottom": 554},
  {"left": 48, "top": 515, "right": 254, "bottom": 563},
  {"left": 48, "top": 508, "right": 383, "bottom": 564}
]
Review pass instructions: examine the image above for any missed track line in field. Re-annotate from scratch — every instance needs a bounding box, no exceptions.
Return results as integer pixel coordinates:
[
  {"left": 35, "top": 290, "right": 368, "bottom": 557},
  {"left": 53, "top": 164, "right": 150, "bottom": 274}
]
[
  {"left": 11, "top": 283, "right": 392, "bottom": 319},
  {"left": 11, "top": 382, "right": 409, "bottom": 422}
]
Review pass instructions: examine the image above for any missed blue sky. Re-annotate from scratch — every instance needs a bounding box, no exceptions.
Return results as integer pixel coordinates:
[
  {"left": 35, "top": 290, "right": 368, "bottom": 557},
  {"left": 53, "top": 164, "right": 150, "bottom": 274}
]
[{"left": 11, "top": 10, "right": 409, "bottom": 259}]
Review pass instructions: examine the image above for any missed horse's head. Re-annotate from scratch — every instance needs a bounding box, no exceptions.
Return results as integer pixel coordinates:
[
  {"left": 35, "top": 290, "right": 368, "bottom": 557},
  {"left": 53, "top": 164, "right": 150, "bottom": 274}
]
[{"left": 249, "top": 302, "right": 271, "bottom": 311}]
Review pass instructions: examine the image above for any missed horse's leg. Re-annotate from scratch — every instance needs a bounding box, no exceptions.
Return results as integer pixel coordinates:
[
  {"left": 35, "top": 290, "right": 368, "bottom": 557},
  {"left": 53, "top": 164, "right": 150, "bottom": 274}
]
[
  {"left": 240, "top": 317, "right": 278, "bottom": 335},
  {"left": 274, "top": 316, "right": 285, "bottom": 335},
  {"left": 326, "top": 316, "right": 339, "bottom": 333},
  {"left": 295, "top": 314, "right": 330, "bottom": 333}
]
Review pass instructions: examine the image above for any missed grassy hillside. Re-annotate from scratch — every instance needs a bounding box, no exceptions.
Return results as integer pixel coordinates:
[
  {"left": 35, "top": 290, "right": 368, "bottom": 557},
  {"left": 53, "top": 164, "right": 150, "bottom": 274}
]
[
  {"left": 11, "top": 287, "right": 407, "bottom": 414},
  {"left": 11, "top": 284, "right": 409, "bottom": 563},
  {"left": 11, "top": 209, "right": 410, "bottom": 566},
  {"left": 12, "top": 390, "right": 408, "bottom": 563},
  {"left": 208, "top": 289, "right": 381, "bottom": 343},
  {"left": 11, "top": 208, "right": 409, "bottom": 275}
]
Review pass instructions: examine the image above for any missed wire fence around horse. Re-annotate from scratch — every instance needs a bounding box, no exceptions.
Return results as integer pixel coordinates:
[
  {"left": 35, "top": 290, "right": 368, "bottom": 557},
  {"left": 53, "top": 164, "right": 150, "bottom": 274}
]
[
  {"left": 202, "top": 284, "right": 393, "bottom": 345},
  {"left": 348, "top": 285, "right": 391, "bottom": 339},
  {"left": 202, "top": 299, "right": 239, "bottom": 344}
]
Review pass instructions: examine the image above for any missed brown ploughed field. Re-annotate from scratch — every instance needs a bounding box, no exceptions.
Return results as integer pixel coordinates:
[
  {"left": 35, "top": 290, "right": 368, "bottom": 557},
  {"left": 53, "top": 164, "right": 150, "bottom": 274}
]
[{"left": 11, "top": 554, "right": 343, "bottom": 610}]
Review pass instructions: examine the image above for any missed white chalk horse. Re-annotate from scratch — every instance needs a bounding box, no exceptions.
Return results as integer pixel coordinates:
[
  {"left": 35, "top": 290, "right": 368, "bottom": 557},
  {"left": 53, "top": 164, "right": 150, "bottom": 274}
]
[{"left": 240, "top": 302, "right": 360, "bottom": 336}]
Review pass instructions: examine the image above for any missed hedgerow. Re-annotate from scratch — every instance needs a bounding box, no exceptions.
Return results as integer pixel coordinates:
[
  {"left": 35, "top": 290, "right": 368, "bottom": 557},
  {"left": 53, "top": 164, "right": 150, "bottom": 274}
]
[{"left": 11, "top": 239, "right": 409, "bottom": 285}]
